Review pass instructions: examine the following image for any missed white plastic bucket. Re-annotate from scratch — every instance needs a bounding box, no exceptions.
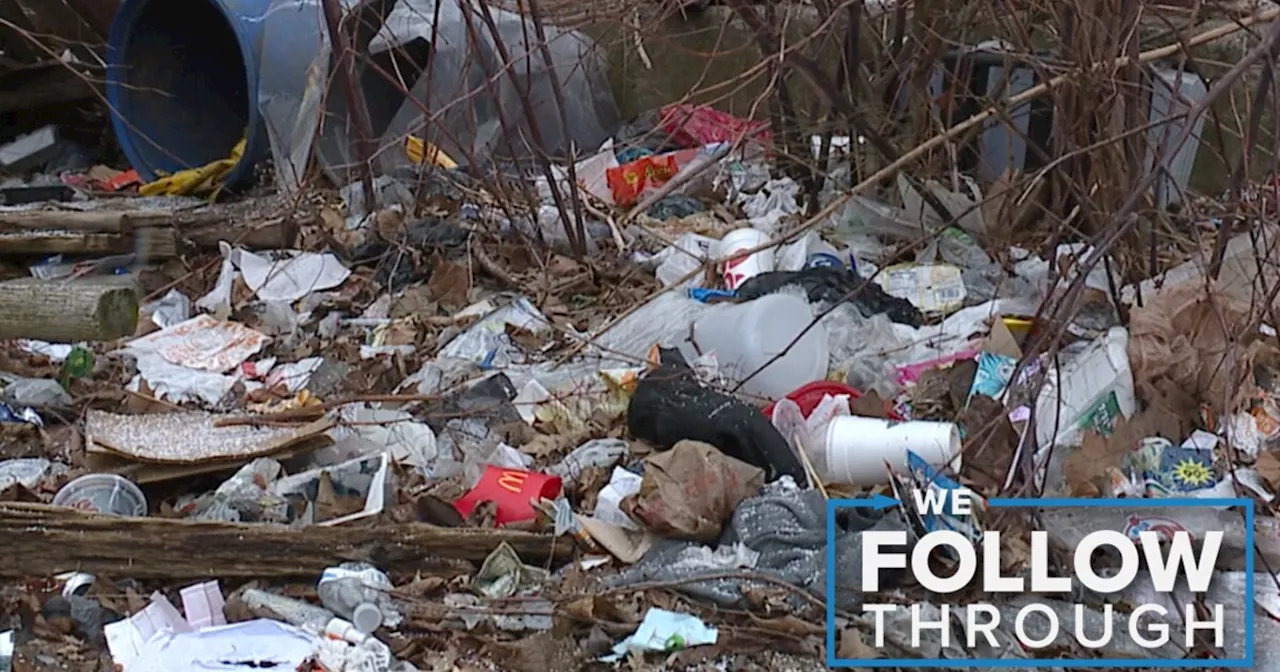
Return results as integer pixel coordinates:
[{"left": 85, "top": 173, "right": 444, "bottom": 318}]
[{"left": 715, "top": 227, "right": 774, "bottom": 290}]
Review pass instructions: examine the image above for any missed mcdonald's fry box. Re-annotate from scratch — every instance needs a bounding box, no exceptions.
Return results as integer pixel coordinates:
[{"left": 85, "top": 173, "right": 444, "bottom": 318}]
[{"left": 453, "top": 465, "right": 563, "bottom": 526}]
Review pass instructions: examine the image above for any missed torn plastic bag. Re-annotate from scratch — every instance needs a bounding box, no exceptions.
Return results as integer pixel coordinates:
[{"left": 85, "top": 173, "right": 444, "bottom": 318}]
[
  {"left": 421, "top": 373, "right": 522, "bottom": 430},
  {"left": 590, "top": 292, "right": 711, "bottom": 365},
  {"left": 626, "top": 349, "right": 808, "bottom": 485},
  {"left": 258, "top": 0, "right": 620, "bottom": 190},
  {"left": 606, "top": 483, "right": 903, "bottom": 609},
  {"left": 735, "top": 266, "right": 924, "bottom": 327}
]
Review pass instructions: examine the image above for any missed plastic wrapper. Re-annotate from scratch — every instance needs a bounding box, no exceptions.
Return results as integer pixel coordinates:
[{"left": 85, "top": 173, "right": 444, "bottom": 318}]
[
  {"left": 935, "top": 228, "right": 1005, "bottom": 303},
  {"left": 652, "top": 233, "right": 715, "bottom": 289},
  {"left": 0, "top": 458, "right": 51, "bottom": 491},
  {"left": 184, "top": 458, "right": 288, "bottom": 523},
  {"left": 546, "top": 438, "right": 629, "bottom": 484},
  {"left": 601, "top": 608, "right": 718, "bottom": 662},
  {"left": 240, "top": 589, "right": 335, "bottom": 633},
  {"left": 821, "top": 305, "right": 906, "bottom": 399},
  {"left": 437, "top": 297, "right": 550, "bottom": 368},
  {"left": 736, "top": 177, "right": 801, "bottom": 233}
]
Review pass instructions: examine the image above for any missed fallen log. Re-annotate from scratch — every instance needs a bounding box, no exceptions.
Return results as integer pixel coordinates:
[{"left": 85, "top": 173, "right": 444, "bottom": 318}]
[
  {"left": 0, "top": 502, "right": 573, "bottom": 579},
  {"left": 0, "top": 276, "right": 139, "bottom": 342},
  {"left": 0, "top": 231, "right": 132, "bottom": 256},
  {"left": 0, "top": 209, "right": 222, "bottom": 233},
  {"left": 0, "top": 215, "right": 300, "bottom": 258}
]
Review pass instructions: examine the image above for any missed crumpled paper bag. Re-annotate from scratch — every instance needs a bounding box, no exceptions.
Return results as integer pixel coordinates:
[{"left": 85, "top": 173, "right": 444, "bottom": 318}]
[
  {"left": 622, "top": 440, "right": 764, "bottom": 541},
  {"left": 1127, "top": 281, "right": 1265, "bottom": 413}
]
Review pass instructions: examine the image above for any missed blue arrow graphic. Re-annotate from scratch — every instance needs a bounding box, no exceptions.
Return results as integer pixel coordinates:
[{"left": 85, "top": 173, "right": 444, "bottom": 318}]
[{"left": 837, "top": 493, "right": 899, "bottom": 510}]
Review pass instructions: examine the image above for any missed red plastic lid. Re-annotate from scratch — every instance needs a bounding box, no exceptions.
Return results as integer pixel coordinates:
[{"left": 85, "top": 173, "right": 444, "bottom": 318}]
[{"left": 762, "top": 380, "right": 902, "bottom": 420}]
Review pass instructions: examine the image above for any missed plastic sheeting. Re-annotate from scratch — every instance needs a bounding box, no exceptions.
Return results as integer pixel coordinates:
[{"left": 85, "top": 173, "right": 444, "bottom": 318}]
[
  {"left": 257, "top": 0, "right": 620, "bottom": 191},
  {"left": 605, "top": 482, "right": 896, "bottom": 610}
]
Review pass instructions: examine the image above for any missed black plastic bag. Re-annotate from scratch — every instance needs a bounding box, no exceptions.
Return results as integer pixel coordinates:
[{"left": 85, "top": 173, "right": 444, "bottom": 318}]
[
  {"left": 736, "top": 267, "right": 924, "bottom": 327},
  {"left": 627, "top": 349, "right": 809, "bottom": 486}
]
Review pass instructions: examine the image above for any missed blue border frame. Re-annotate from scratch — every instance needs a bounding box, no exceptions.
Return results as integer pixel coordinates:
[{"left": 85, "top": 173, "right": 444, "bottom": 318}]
[{"left": 825, "top": 496, "right": 1256, "bottom": 668}]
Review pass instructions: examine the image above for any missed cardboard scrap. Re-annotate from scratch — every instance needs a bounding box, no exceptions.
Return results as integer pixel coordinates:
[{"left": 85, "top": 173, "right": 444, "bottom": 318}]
[
  {"left": 621, "top": 440, "right": 764, "bottom": 541},
  {"left": 87, "top": 435, "right": 332, "bottom": 485},
  {"left": 1127, "top": 281, "right": 1267, "bottom": 414},
  {"left": 86, "top": 410, "right": 334, "bottom": 465}
]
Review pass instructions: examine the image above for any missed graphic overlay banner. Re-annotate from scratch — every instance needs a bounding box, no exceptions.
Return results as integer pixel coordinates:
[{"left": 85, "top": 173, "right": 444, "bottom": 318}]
[{"left": 825, "top": 495, "right": 1256, "bottom": 669}]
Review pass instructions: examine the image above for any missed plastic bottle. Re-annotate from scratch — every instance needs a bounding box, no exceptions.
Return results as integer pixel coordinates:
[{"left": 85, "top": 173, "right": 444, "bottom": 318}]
[
  {"left": 690, "top": 293, "right": 829, "bottom": 400},
  {"left": 324, "top": 617, "right": 370, "bottom": 645},
  {"left": 240, "top": 588, "right": 334, "bottom": 633},
  {"left": 1033, "top": 326, "right": 1136, "bottom": 450},
  {"left": 317, "top": 563, "right": 400, "bottom": 632}
]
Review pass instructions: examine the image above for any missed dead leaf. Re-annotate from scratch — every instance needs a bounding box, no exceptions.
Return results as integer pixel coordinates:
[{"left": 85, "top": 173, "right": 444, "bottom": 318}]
[
  {"left": 519, "top": 433, "right": 576, "bottom": 458},
  {"left": 320, "top": 207, "right": 362, "bottom": 250},
  {"left": 374, "top": 207, "right": 405, "bottom": 242},
  {"left": 380, "top": 321, "right": 418, "bottom": 346},
  {"left": 1258, "top": 451, "right": 1280, "bottom": 490},
  {"left": 426, "top": 259, "right": 471, "bottom": 309},
  {"left": 959, "top": 394, "right": 1018, "bottom": 492},
  {"left": 398, "top": 575, "right": 447, "bottom": 598},
  {"left": 562, "top": 595, "right": 637, "bottom": 625},
  {"left": 1062, "top": 431, "right": 1120, "bottom": 497},
  {"left": 484, "top": 632, "right": 582, "bottom": 672},
  {"left": 849, "top": 390, "right": 891, "bottom": 419},
  {"left": 749, "top": 614, "right": 825, "bottom": 637},
  {"left": 836, "top": 627, "right": 880, "bottom": 660}
]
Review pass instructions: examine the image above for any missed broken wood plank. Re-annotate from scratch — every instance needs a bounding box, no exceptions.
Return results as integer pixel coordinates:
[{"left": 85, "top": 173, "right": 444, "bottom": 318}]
[
  {"left": 0, "top": 276, "right": 138, "bottom": 341},
  {"left": 0, "top": 215, "right": 301, "bottom": 259},
  {"left": 0, "top": 231, "right": 132, "bottom": 255},
  {"left": 0, "top": 64, "right": 97, "bottom": 113},
  {"left": 0, "top": 502, "right": 573, "bottom": 579},
  {"left": 0, "top": 209, "right": 223, "bottom": 233}
]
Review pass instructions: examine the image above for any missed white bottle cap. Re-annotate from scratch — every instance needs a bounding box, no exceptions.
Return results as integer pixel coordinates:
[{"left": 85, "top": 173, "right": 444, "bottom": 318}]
[{"left": 351, "top": 602, "right": 383, "bottom": 634}]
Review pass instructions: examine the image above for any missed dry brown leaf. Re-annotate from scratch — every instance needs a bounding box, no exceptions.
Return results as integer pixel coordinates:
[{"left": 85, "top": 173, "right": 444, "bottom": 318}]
[
  {"left": 519, "top": 433, "right": 576, "bottom": 458},
  {"left": 1258, "top": 451, "right": 1280, "bottom": 490},
  {"left": 374, "top": 207, "right": 405, "bottom": 242},
  {"left": 1062, "top": 431, "right": 1119, "bottom": 497},
  {"left": 749, "top": 614, "right": 825, "bottom": 637},
  {"left": 484, "top": 632, "right": 581, "bottom": 672},
  {"left": 959, "top": 394, "right": 1018, "bottom": 492},
  {"left": 849, "top": 390, "right": 891, "bottom": 419},
  {"left": 836, "top": 627, "right": 880, "bottom": 660},
  {"left": 381, "top": 321, "right": 418, "bottom": 346},
  {"left": 426, "top": 259, "right": 471, "bottom": 309}
]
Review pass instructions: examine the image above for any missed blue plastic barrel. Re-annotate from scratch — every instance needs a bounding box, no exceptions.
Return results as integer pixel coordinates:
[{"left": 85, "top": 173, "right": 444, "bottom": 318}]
[{"left": 105, "top": 0, "right": 271, "bottom": 188}]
